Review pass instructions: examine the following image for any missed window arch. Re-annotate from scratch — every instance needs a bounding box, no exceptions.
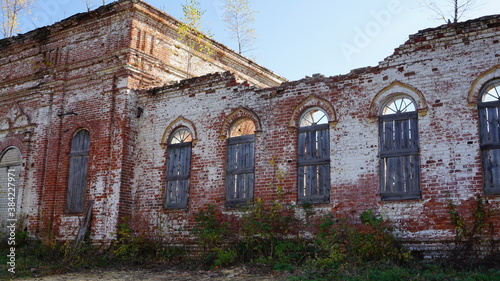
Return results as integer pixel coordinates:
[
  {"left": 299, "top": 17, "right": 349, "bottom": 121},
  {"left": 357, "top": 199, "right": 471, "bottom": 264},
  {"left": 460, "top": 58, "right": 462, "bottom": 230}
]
[
  {"left": 0, "top": 147, "right": 21, "bottom": 236},
  {"left": 478, "top": 79, "right": 500, "bottom": 194},
  {"left": 226, "top": 118, "right": 255, "bottom": 206},
  {"left": 379, "top": 96, "right": 420, "bottom": 200},
  {"left": 297, "top": 108, "right": 330, "bottom": 204},
  {"left": 165, "top": 127, "right": 192, "bottom": 209},
  {"left": 67, "top": 129, "right": 90, "bottom": 213}
]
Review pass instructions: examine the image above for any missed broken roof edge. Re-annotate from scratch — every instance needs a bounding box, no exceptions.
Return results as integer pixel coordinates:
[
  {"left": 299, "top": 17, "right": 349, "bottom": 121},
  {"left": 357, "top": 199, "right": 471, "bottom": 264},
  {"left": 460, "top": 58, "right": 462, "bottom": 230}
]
[
  {"left": 0, "top": 0, "right": 132, "bottom": 45},
  {"left": 128, "top": 0, "right": 287, "bottom": 87},
  {"left": 0, "top": 0, "right": 287, "bottom": 87},
  {"left": 390, "top": 14, "right": 500, "bottom": 56},
  {"left": 285, "top": 13, "right": 500, "bottom": 87},
  {"left": 142, "top": 71, "right": 258, "bottom": 97}
]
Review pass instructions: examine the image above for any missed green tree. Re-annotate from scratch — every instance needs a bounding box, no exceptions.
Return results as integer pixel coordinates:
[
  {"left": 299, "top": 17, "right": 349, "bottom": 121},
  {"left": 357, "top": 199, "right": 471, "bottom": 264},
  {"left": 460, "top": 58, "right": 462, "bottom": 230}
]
[
  {"left": 1, "top": 0, "right": 33, "bottom": 38},
  {"left": 178, "top": 0, "right": 212, "bottom": 76},
  {"left": 222, "top": 0, "right": 257, "bottom": 55}
]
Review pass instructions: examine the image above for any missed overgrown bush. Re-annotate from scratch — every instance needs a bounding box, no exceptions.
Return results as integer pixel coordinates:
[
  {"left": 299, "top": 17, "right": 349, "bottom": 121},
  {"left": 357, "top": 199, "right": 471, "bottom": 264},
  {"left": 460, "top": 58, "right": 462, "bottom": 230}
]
[
  {"left": 239, "top": 198, "right": 300, "bottom": 264},
  {"left": 445, "top": 195, "right": 497, "bottom": 268},
  {"left": 302, "top": 210, "right": 413, "bottom": 279},
  {"left": 191, "top": 204, "right": 234, "bottom": 267}
]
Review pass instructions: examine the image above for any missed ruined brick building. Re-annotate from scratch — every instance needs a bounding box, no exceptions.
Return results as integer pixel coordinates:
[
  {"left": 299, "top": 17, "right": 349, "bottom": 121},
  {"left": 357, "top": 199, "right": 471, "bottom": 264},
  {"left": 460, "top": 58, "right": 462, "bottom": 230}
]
[{"left": 1, "top": 0, "right": 500, "bottom": 254}]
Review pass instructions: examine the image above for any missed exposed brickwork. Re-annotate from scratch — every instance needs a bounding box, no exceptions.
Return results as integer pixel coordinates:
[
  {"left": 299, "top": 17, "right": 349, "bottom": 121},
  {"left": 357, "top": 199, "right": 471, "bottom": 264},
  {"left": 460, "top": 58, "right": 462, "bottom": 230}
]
[
  {"left": 0, "top": 0, "right": 285, "bottom": 243},
  {"left": 0, "top": 0, "right": 499, "bottom": 254},
  {"left": 134, "top": 15, "right": 500, "bottom": 252}
]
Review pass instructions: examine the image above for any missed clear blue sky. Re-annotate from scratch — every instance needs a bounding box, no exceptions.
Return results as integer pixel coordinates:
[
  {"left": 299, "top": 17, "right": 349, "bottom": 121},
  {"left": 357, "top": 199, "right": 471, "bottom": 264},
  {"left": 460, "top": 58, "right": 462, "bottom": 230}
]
[{"left": 15, "top": 0, "right": 500, "bottom": 81}]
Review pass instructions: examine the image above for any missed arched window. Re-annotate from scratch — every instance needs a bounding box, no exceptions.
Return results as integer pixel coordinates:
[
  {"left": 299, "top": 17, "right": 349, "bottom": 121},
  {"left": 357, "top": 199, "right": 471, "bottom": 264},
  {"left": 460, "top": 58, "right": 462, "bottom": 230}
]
[
  {"left": 165, "top": 127, "right": 192, "bottom": 209},
  {"left": 226, "top": 118, "right": 255, "bottom": 206},
  {"left": 0, "top": 147, "right": 21, "bottom": 235},
  {"left": 379, "top": 96, "right": 420, "bottom": 200},
  {"left": 67, "top": 130, "right": 90, "bottom": 213},
  {"left": 479, "top": 79, "right": 500, "bottom": 195},
  {"left": 297, "top": 108, "right": 330, "bottom": 204}
]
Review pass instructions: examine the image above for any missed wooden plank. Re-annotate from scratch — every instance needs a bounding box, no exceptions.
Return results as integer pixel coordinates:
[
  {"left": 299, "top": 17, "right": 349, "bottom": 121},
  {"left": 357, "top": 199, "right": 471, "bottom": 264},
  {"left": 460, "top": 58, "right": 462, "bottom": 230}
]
[
  {"left": 165, "top": 181, "right": 173, "bottom": 205},
  {"left": 304, "top": 131, "right": 313, "bottom": 160},
  {"left": 180, "top": 145, "right": 192, "bottom": 177},
  {"left": 402, "top": 156, "right": 410, "bottom": 193},
  {"left": 483, "top": 150, "right": 493, "bottom": 189},
  {"left": 384, "top": 120, "right": 394, "bottom": 151},
  {"left": 226, "top": 143, "right": 236, "bottom": 172},
  {"left": 387, "top": 157, "right": 396, "bottom": 193},
  {"left": 492, "top": 149, "right": 500, "bottom": 189},
  {"left": 237, "top": 173, "right": 245, "bottom": 198},
  {"left": 410, "top": 118, "right": 419, "bottom": 151},
  {"left": 67, "top": 155, "right": 88, "bottom": 213},
  {"left": 246, "top": 173, "right": 254, "bottom": 199},
  {"left": 306, "top": 165, "right": 316, "bottom": 197},
  {"left": 394, "top": 119, "right": 402, "bottom": 150},
  {"left": 237, "top": 143, "right": 246, "bottom": 170},
  {"left": 319, "top": 164, "right": 330, "bottom": 195},
  {"left": 488, "top": 107, "right": 498, "bottom": 143},
  {"left": 318, "top": 129, "right": 329, "bottom": 159},
  {"left": 71, "top": 130, "right": 90, "bottom": 153},
  {"left": 402, "top": 119, "right": 410, "bottom": 150},
  {"left": 68, "top": 200, "right": 93, "bottom": 259},
  {"left": 395, "top": 156, "right": 403, "bottom": 193},
  {"left": 297, "top": 167, "right": 305, "bottom": 198},
  {"left": 166, "top": 148, "right": 177, "bottom": 177},
  {"left": 298, "top": 132, "right": 306, "bottom": 161},
  {"left": 226, "top": 174, "right": 236, "bottom": 199},
  {"left": 479, "top": 107, "right": 489, "bottom": 144},
  {"left": 246, "top": 142, "right": 255, "bottom": 169}
]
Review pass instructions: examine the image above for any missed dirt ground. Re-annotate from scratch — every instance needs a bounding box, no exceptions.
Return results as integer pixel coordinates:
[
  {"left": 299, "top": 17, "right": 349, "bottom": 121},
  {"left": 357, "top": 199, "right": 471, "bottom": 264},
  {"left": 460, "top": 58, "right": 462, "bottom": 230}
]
[{"left": 22, "top": 266, "right": 290, "bottom": 281}]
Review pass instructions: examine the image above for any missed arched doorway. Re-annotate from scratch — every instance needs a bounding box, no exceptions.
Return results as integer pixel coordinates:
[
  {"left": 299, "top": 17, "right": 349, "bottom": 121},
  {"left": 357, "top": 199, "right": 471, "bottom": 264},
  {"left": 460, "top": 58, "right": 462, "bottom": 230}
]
[{"left": 0, "top": 147, "right": 21, "bottom": 237}]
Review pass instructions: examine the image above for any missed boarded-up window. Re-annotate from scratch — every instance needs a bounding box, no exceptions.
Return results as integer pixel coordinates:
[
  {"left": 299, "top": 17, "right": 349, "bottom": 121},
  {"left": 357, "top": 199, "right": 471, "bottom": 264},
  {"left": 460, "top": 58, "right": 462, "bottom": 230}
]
[
  {"left": 479, "top": 80, "right": 500, "bottom": 195},
  {"left": 226, "top": 119, "right": 255, "bottom": 206},
  {"left": 0, "top": 148, "right": 21, "bottom": 237},
  {"left": 379, "top": 97, "right": 420, "bottom": 200},
  {"left": 298, "top": 108, "right": 330, "bottom": 204},
  {"left": 67, "top": 130, "right": 90, "bottom": 213},
  {"left": 165, "top": 128, "right": 192, "bottom": 209}
]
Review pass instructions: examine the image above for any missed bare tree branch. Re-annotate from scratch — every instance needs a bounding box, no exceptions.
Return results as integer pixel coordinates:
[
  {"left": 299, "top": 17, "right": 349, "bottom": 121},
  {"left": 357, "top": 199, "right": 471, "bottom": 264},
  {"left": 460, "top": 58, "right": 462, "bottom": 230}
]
[
  {"left": 222, "top": 0, "right": 257, "bottom": 55},
  {"left": 1, "top": 0, "right": 33, "bottom": 38},
  {"left": 423, "top": 0, "right": 484, "bottom": 23}
]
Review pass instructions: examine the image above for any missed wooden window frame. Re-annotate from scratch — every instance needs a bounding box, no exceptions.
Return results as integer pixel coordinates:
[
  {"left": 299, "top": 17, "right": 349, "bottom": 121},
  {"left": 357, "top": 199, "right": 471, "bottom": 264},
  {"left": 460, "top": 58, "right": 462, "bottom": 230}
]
[
  {"left": 297, "top": 123, "right": 331, "bottom": 204},
  {"left": 165, "top": 128, "right": 192, "bottom": 209},
  {"left": 66, "top": 130, "right": 90, "bottom": 214},
  {"left": 379, "top": 103, "right": 421, "bottom": 200},
  {"left": 297, "top": 107, "right": 331, "bottom": 205},
  {"left": 226, "top": 134, "right": 255, "bottom": 206},
  {"left": 478, "top": 79, "right": 500, "bottom": 195}
]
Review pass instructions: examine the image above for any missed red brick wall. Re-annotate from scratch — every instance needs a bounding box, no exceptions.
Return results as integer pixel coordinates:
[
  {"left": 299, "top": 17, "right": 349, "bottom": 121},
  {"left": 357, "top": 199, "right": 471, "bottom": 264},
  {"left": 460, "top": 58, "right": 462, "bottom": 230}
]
[
  {"left": 0, "top": 0, "right": 499, "bottom": 253},
  {"left": 133, "top": 16, "right": 500, "bottom": 252},
  {"left": 0, "top": 0, "right": 287, "bottom": 243}
]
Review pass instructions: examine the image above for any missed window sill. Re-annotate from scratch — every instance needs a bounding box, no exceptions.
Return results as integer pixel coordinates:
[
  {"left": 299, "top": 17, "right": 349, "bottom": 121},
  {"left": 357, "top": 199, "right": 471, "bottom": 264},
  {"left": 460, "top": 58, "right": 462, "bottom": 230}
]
[{"left": 381, "top": 192, "right": 421, "bottom": 201}]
